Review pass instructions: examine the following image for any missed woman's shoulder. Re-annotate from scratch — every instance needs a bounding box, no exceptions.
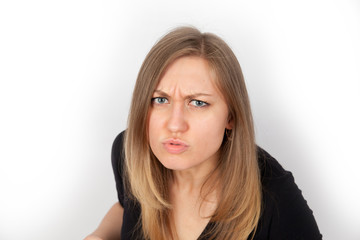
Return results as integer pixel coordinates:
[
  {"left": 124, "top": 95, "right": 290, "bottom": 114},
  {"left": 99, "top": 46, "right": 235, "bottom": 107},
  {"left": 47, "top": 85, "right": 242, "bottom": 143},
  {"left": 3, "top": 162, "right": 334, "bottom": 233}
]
[
  {"left": 256, "top": 146, "right": 300, "bottom": 209},
  {"left": 111, "top": 130, "right": 126, "bottom": 178},
  {"left": 257, "top": 146, "right": 292, "bottom": 180},
  {"left": 112, "top": 131, "right": 126, "bottom": 159},
  {"left": 111, "top": 130, "right": 126, "bottom": 206},
  {"left": 255, "top": 146, "right": 322, "bottom": 239}
]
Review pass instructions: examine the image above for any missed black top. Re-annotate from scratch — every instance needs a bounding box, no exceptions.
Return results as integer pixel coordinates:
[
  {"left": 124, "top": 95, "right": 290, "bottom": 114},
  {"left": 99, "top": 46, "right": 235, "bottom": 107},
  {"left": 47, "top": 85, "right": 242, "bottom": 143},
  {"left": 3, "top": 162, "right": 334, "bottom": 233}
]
[{"left": 111, "top": 131, "right": 322, "bottom": 239}]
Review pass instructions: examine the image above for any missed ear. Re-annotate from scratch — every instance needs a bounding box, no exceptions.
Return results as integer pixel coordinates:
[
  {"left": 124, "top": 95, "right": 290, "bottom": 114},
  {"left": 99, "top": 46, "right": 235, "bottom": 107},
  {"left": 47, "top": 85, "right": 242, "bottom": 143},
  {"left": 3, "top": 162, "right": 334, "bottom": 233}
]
[{"left": 226, "top": 114, "right": 234, "bottom": 130}]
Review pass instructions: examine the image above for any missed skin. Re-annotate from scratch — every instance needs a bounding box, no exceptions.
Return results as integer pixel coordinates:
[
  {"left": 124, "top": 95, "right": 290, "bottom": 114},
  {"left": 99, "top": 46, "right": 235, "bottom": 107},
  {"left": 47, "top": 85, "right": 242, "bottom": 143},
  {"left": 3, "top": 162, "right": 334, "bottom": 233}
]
[{"left": 148, "top": 56, "right": 232, "bottom": 239}]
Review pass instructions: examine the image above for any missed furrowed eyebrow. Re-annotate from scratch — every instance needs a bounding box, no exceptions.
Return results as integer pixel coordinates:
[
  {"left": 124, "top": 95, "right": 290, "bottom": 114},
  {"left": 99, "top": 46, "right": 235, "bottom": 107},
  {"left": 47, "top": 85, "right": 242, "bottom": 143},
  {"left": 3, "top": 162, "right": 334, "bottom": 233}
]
[
  {"left": 153, "top": 90, "right": 213, "bottom": 99},
  {"left": 153, "top": 90, "right": 170, "bottom": 97}
]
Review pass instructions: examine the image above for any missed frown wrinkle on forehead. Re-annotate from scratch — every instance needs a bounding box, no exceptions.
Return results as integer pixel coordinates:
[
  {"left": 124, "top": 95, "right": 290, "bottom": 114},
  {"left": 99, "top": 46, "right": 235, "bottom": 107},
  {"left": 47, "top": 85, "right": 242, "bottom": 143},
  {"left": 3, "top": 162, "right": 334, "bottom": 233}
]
[{"left": 155, "top": 56, "right": 222, "bottom": 99}]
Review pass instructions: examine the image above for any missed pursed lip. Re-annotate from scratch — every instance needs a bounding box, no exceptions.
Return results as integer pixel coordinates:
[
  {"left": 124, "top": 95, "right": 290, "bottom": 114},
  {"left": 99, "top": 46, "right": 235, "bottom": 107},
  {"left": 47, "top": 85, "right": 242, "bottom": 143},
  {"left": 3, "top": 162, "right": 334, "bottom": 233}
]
[{"left": 162, "top": 138, "right": 189, "bottom": 154}]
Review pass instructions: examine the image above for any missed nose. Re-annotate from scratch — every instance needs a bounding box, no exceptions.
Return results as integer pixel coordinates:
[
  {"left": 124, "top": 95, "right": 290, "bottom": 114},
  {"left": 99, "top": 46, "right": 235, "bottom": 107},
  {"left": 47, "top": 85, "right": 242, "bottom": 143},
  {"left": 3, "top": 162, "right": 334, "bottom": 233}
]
[{"left": 166, "top": 102, "right": 189, "bottom": 134}]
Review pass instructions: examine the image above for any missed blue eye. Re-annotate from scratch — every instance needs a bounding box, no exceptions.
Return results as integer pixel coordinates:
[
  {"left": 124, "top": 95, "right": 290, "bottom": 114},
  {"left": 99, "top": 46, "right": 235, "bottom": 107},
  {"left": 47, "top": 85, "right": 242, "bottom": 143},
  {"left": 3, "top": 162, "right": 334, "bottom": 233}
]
[
  {"left": 152, "top": 97, "right": 168, "bottom": 104},
  {"left": 190, "top": 100, "right": 208, "bottom": 107}
]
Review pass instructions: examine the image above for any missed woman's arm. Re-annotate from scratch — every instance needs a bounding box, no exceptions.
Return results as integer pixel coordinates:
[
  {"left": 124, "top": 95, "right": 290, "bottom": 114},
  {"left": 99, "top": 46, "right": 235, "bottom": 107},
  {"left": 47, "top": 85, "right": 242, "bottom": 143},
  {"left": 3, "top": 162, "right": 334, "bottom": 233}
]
[{"left": 84, "top": 202, "right": 124, "bottom": 240}]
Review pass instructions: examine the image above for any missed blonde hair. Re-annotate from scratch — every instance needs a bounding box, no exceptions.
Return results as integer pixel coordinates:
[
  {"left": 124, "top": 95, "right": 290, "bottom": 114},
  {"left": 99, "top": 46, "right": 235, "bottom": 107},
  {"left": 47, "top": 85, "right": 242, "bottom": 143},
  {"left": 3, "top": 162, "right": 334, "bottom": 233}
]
[{"left": 124, "top": 26, "right": 261, "bottom": 240}]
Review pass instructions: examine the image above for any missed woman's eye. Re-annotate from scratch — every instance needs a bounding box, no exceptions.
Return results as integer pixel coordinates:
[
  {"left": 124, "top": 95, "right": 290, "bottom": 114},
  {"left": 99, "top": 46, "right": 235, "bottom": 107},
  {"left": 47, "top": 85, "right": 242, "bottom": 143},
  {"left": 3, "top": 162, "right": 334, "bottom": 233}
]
[
  {"left": 152, "top": 97, "right": 168, "bottom": 104},
  {"left": 190, "top": 100, "right": 208, "bottom": 107}
]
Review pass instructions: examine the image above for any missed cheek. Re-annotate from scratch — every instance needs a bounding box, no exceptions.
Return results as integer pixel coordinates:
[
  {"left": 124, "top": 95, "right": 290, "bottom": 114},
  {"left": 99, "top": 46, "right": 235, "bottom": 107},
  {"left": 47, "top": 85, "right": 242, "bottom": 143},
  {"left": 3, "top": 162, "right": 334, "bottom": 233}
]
[{"left": 192, "top": 114, "right": 227, "bottom": 146}]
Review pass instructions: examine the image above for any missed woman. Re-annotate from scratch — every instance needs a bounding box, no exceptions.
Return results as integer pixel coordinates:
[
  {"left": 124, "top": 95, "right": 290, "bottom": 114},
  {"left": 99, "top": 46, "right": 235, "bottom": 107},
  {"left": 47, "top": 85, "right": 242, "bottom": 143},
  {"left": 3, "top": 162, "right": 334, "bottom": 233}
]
[{"left": 85, "top": 27, "right": 322, "bottom": 240}]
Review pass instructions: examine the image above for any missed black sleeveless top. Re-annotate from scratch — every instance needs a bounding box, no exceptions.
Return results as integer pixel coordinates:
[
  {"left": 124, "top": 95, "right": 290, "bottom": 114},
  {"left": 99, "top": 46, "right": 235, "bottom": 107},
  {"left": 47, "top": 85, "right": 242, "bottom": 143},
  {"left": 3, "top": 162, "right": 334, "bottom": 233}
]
[{"left": 111, "top": 131, "right": 322, "bottom": 239}]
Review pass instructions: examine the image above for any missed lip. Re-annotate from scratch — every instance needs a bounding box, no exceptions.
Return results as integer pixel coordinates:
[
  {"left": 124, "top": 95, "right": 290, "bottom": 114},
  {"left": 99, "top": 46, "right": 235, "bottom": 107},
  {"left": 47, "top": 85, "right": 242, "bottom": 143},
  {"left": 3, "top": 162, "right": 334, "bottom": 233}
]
[{"left": 162, "top": 138, "right": 189, "bottom": 154}]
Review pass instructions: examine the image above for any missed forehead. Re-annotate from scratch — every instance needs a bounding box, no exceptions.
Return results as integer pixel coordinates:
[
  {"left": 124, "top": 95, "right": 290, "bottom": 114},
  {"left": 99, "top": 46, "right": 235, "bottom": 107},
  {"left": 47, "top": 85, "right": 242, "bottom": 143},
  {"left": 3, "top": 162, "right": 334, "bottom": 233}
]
[{"left": 156, "top": 56, "right": 219, "bottom": 94}]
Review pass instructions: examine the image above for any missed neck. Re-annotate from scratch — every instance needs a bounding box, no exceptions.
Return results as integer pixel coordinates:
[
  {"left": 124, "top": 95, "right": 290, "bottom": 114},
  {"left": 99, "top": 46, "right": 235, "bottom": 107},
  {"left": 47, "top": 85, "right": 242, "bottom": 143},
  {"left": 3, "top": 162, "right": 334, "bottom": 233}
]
[{"left": 171, "top": 162, "right": 219, "bottom": 196}]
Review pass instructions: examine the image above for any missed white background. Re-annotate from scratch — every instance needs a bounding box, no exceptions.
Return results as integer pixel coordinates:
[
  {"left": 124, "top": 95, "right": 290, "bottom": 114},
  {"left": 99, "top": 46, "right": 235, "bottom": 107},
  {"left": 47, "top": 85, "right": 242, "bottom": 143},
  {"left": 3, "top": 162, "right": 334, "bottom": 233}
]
[{"left": 0, "top": 0, "right": 359, "bottom": 239}]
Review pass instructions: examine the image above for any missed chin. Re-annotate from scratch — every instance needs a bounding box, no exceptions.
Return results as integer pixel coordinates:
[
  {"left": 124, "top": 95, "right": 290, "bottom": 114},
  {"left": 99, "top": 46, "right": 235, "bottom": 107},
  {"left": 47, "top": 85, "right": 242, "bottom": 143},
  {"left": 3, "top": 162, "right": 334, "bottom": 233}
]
[{"left": 157, "top": 158, "right": 191, "bottom": 171}]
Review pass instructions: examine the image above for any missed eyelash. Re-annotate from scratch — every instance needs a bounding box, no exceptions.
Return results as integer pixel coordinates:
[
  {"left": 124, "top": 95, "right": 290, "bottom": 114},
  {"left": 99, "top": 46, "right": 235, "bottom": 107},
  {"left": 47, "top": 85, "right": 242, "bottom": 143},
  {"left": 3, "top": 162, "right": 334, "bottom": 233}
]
[
  {"left": 189, "top": 100, "right": 208, "bottom": 107},
  {"left": 151, "top": 97, "right": 169, "bottom": 104},
  {"left": 151, "top": 97, "right": 209, "bottom": 108}
]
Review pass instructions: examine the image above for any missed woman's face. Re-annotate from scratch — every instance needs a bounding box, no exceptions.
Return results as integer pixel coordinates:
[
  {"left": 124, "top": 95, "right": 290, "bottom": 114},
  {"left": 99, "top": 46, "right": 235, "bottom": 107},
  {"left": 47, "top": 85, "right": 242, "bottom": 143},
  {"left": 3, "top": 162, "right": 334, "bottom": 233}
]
[{"left": 148, "top": 56, "right": 232, "bottom": 172}]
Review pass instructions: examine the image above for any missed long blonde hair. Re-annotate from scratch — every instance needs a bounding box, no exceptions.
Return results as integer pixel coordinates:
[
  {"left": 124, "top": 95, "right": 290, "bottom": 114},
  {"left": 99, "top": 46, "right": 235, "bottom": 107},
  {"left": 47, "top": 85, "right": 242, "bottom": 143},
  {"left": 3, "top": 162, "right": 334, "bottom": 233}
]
[{"left": 124, "top": 26, "right": 261, "bottom": 240}]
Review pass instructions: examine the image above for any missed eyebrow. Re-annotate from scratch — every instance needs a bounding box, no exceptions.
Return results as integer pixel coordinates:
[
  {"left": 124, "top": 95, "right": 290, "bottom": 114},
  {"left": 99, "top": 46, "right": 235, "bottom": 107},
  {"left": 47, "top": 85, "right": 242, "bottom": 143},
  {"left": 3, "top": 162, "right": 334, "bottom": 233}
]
[{"left": 153, "top": 90, "right": 213, "bottom": 99}]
